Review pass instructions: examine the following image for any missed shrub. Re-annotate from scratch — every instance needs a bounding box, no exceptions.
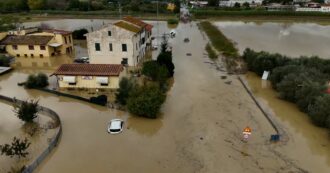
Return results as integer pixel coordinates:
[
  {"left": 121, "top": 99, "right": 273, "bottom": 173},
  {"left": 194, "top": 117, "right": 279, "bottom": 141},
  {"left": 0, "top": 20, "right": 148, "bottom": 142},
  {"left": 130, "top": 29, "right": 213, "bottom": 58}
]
[
  {"left": 308, "top": 95, "right": 330, "bottom": 128},
  {"left": 25, "top": 73, "right": 49, "bottom": 89},
  {"left": 90, "top": 95, "right": 107, "bottom": 106},
  {"left": 14, "top": 100, "right": 39, "bottom": 123},
  {"left": 72, "top": 28, "right": 88, "bottom": 40},
  {"left": 0, "top": 137, "right": 31, "bottom": 158},
  {"left": 127, "top": 86, "right": 166, "bottom": 118},
  {"left": 115, "top": 77, "right": 134, "bottom": 105},
  {"left": 0, "top": 55, "right": 11, "bottom": 67},
  {"left": 205, "top": 43, "right": 217, "bottom": 60},
  {"left": 167, "top": 18, "right": 178, "bottom": 25}
]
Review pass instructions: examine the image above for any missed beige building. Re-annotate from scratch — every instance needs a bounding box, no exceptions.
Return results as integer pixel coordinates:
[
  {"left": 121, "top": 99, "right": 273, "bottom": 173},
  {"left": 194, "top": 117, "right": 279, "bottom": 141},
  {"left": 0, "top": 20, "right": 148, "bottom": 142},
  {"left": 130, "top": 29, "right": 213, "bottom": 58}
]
[
  {"left": 52, "top": 64, "right": 125, "bottom": 89},
  {"left": 0, "top": 28, "right": 74, "bottom": 58},
  {"left": 86, "top": 16, "right": 153, "bottom": 66}
]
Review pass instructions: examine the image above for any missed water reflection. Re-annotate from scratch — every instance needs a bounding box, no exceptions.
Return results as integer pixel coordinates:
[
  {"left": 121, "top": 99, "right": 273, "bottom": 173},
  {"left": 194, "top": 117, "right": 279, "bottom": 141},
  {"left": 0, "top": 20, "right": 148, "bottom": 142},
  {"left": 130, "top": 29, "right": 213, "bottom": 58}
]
[{"left": 214, "top": 21, "right": 330, "bottom": 58}]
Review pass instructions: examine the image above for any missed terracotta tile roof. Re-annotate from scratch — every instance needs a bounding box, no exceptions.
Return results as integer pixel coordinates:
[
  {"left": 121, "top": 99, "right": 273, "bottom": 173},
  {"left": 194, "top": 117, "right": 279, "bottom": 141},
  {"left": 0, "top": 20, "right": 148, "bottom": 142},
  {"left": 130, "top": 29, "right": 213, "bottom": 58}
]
[
  {"left": 114, "top": 21, "right": 142, "bottom": 33},
  {"left": 123, "top": 16, "right": 153, "bottom": 31},
  {"left": 53, "top": 64, "right": 124, "bottom": 76},
  {"left": 0, "top": 35, "right": 53, "bottom": 45},
  {"left": 43, "top": 29, "right": 72, "bottom": 35},
  {"left": 123, "top": 16, "right": 147, "bottom": 28}
]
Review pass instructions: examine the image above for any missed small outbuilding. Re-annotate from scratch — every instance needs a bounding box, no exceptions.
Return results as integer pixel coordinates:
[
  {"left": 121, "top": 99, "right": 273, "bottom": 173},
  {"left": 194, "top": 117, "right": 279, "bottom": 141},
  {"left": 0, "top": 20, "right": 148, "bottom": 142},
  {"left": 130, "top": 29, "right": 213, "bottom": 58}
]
[{"left": 52, "top": 64, "right": 126, "bottom": 89}]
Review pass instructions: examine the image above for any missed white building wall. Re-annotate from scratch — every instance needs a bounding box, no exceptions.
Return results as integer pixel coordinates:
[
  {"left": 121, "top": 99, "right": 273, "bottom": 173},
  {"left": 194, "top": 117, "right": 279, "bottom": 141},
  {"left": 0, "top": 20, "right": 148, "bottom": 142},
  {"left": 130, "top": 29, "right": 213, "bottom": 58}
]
[{"left": 86, "top": 23, "right": 149, "bottom": 67}]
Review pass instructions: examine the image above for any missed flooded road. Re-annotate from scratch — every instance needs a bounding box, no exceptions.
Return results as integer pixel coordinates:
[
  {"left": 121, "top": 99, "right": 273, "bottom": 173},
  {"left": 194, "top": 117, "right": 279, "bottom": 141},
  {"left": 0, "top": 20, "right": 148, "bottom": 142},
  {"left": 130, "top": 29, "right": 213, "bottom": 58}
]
[
  {"left": 0, "top": 19, "right": 329, "bottom": 172},
  {"left": 245, "top": 72, "right": 330, "bottom": 173},
  {"left": 214, "top": 21, "right": 330, "bottom": 58}
]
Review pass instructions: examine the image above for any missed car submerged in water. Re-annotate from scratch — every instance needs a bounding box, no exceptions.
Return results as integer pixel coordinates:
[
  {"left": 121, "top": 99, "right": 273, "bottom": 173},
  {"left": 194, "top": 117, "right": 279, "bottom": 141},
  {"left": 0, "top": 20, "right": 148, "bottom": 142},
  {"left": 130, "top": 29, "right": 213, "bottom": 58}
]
[{"left": 107, "top": 119, "right": 124, "bottom": 134}]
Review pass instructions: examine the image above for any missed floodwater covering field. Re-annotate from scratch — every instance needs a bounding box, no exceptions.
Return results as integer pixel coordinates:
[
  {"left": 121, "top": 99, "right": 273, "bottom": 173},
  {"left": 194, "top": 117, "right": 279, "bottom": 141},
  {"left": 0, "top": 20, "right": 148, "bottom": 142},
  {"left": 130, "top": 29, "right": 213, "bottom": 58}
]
[
  {"left": 214, "top": 21, "right": 330, "bottom": 58},
  {"left": 0, "top": 19, "right": 329, "bottom": 173}
]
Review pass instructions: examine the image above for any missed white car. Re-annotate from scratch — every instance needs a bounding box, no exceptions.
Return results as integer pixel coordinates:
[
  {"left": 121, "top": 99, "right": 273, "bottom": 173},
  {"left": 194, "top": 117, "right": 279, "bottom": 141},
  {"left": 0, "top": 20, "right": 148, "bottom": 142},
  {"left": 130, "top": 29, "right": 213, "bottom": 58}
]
[
  {"left": 107, "top": 119, "right": 124, "bottom": 134},
  {"left": 170, "top": 30, "right": 176, "bottom": 38}
]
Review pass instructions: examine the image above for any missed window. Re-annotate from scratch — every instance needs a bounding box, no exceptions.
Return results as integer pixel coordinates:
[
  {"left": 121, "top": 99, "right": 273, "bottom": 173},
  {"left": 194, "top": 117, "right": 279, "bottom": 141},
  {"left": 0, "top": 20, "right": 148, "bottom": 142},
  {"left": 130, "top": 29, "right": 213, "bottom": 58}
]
[
  {"left": 121, "top": 58, "right": 128, "bottom": 65},
  {"left": 31, "top": 54, "right": 34, "bottom": 57},
  {"left": 122, "top": 44, "right": 127, "bottom": 52},
  {"left": 24, "top": 54, "right": 28, "bottom": 57},
  {"left": 136, "top": 43, "right": 138, "bottom": 50},
  {"left": 64, "top": 37, "right": 67, "bottom": 44},
  {"left": 40, "top": 54, "right": 43, "bottom": 57},
  {"left": 95, "top": 43, "right": 101, "bottom": 51},
  {"left": 68, "top": 82, "right": 76, "bottom": 85},
  {"left": 28, "top": 45, "right": 34, "bottom": 50},
  {"left": 109, "top": 43, "right": 112, "bottom": 51},
  {"left": 108, "top": 31, "right": 112, "bottom": 36},
  {"left": 40, "top": 45, "right": 46, "bottom": 50},
  {"left": 16, "top": 54, "right": 20, "bottom": 57},
  {"left": 12, "top": 45, "right": 18, "bottom": 50},
  {"left": 101, "top": 83, "right": 108, "bottom": 86},
  {"left": 69, "top": 36, "right": 72, "bottom": 43}
]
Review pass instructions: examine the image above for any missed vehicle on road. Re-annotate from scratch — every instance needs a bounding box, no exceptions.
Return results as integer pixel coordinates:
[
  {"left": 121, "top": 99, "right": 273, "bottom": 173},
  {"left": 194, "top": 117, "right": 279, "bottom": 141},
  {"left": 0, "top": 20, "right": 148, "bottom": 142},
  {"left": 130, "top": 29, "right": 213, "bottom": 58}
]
[
  {"left": 74, "top": 57, "right": 89, "bottom": 63},
  {"left": 107, "top": 119, "right": 124, "bottom": 134}
]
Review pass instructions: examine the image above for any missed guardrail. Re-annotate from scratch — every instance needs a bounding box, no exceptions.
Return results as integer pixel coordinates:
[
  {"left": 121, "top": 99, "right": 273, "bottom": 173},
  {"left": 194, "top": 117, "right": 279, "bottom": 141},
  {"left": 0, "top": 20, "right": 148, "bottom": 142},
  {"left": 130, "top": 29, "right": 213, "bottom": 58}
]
[
  {"left": 0, "top": 94, "right": 62, "bottom": 173},
  {"left": 238, "top": 76, "right": 286, "bottom": 142}
]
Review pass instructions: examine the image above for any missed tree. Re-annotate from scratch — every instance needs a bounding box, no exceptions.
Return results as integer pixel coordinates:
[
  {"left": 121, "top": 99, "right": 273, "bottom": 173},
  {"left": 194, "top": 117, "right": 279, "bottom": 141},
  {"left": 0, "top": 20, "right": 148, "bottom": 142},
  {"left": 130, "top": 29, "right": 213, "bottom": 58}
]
[
  {"left": 308, "top": 95, "right": 330, "bottom": 128},
  {"left": 28, "top": 0, "right": 47, "bottom": 10},
  {"left": 0, "top": 137, "right": 31, "bottom": 158},
  {"left": 157, "top": 52, "right": 175, "bottom": 77},
  {"left": 242, "top": 2, "right": 250, "bottom": 8},
  {"left": 115, "top": 77, "right": 134, "bottom": 105},
  {"left": 0, "top": 55, "right": 11, "bottom": 67},
  {"left": 173, "top": 0, "right": 180, "bottom": 13},
  {"left": 0, "top": 16, "right": 19, "bottom": 32},
  {"left": 14, "top": 100, "right": 39, "bottom": 123},
  {"left": 295, "top": 81, "right": 326, "bottom": 112},
  {"left": 208, "top": 0, "right": 218, "bottom": 6},
  {"left": 127, "top": 86, "right": 166, "bottom": 118},
  {"left": 234, "top": 2, "right": 241, "bottom": 8},
  {"left": 142, "top": 60, "right": 160, "bottom": 81}
]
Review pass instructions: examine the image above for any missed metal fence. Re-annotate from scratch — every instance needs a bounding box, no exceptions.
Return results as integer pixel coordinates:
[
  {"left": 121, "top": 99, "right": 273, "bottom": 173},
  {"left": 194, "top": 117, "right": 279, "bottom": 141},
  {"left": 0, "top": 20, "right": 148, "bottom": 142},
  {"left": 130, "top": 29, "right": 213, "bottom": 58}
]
[{"left": 0, "top": 94, "right": 62, "bottom": 173}]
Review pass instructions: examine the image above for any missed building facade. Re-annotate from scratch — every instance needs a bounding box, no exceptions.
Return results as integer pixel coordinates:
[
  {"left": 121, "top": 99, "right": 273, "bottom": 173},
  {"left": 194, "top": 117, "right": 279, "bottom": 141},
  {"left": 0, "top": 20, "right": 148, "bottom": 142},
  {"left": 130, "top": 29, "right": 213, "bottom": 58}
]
[
  {"left": 219, "top": 0, "right": 262, "bottom": 7},
  {"left": 53, "top": 64, "right": 126, "bottom": 89},
  {"left": 86, "top": 16, "right": 153, "bottom": 67},
  {"left": 0, "top": 28, "right": 74, "bottom": 58}
]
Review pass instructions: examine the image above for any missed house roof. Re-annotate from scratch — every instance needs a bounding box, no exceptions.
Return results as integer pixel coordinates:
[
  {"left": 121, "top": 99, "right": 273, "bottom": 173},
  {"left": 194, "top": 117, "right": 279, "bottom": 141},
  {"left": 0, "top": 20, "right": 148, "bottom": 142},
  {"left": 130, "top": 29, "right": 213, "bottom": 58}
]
[
  {"left": 123, "top": 16, "right": 153, "bottom": 31},
  {"left": 123, "top": 16, "right": 147, "bottom": 28},
  {"left": 0, "top": 35, "right": 53, "bottom": 45},
  {"left": 53, "top": 64, "right": 124, "bottom": 76},
  {"left": 43, "top": 29, "right": 72, "bottom": 35},
  {"left": 114, "top": 21, "right": 142, "bottom": 33}
]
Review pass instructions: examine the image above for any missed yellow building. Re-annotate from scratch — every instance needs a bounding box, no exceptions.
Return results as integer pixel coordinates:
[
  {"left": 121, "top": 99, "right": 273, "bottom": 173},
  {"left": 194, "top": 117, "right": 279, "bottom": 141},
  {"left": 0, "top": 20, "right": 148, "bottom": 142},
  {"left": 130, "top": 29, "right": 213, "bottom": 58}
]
[
  {"left": 52, "top": 64, "right": 126, "bottom": 89},
  {"left": 0, "top": 28, "right": 74, "bottom": 58},
  {"left": 167, "top": 3, "right": 176, "bottom": 11}
]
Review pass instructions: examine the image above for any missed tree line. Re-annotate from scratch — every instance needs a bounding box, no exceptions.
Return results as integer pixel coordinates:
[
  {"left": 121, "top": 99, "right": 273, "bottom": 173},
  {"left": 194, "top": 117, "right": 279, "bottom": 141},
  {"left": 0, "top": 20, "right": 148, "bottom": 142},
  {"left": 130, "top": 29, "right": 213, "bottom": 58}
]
[
  {"left": 0, "top": 0, "right": 180, "bottom": 13},
  {"left": 243, "top": 48, "right": 330, "bottom": 129}
]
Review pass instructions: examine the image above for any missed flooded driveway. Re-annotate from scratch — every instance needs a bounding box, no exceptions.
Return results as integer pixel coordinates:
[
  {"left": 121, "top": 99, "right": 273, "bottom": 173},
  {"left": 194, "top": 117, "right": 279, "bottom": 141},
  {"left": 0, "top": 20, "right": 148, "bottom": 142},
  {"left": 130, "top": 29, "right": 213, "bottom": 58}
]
[
  {"left": 0, "top": 19, "right": 329, "bottom": 173},
  {"left": 214, "top": 21, "right": 330, "bottom": 58}
]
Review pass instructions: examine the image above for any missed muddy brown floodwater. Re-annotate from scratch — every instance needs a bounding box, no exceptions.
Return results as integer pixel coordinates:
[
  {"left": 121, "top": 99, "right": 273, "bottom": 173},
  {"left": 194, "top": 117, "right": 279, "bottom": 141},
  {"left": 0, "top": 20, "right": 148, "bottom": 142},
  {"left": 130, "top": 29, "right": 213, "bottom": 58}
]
[
  {"left": 0, "top": 19, "right": 329, "bottom": 173},
  {"left": 245, "top": 72, "right": 330, "bottom": 173},
  {"left": 214, "top": 21, "right": 330, "bottom": 58}
]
